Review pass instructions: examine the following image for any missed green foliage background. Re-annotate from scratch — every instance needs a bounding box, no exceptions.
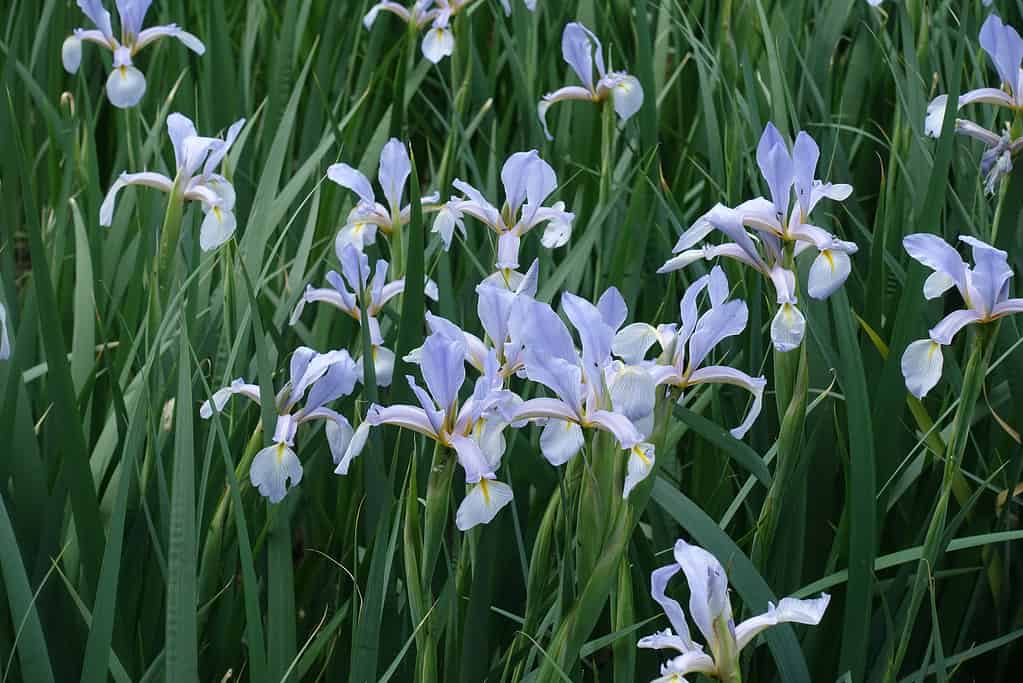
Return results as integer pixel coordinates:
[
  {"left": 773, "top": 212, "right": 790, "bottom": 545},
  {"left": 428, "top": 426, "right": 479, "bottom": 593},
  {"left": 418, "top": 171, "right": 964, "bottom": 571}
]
[{"left": 1, "top": 0, "right": 1022, "bottom": 680}]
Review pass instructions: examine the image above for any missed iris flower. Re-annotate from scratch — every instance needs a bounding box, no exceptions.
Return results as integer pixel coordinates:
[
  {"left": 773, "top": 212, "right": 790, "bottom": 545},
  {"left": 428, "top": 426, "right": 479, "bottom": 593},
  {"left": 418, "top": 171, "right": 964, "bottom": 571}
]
[
  {"left": 328, "top": 138, "right": 440, "bottom": 253},
  {"left": 200, "top": 348, "right": 360, "bottom": 503},
  {"left": 616, "top": 266, "right": 766, "bottom": 440},
  {"left": 62, "top": 0, "right": 205, "bottom": 108},
  {"left": 290, "top": 244, "right": 439, "bottom": 387},
  {"left": 0, "top": 303, "right": 9, "bottom": 360},
  {"left": 509, "top": 287, "right": 656, "bottom": 497},
  {"left": 436, "top": 151, "right": 574, "bottom": 273},
  {"left": 925, "top": 15, "right": 1023, "bottom": 193},
  {"left": 538, "top": 22, "right": 644, "bottom": 140},
  {"left": 358, "top": 331, "right": 519, "bottom": 530},
  {"left": 639, "top": 539, "right": 830, "bottom": 682},
  {"left": 901, "top": 234, "right": 1023, "bottom": 398},
  {"left": 100, "top": 113, "right": 245, "bottom": 252},
  {"left": 659, "top": 123, "right": 855, "bottom": 351}
]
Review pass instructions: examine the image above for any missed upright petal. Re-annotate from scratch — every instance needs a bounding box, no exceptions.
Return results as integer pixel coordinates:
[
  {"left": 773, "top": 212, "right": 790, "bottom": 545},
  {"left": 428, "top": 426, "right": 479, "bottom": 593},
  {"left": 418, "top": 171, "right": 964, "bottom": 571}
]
[
  {"left": 562, "top": 291, "right": 614, "bottom": 377},
  {"left": 420, "top": 331, "right": 467, "bottom": 412},
  {"left": 203, "top": 118, "right": 245, "bottom": 179},
  {"left": 561, "top": 22, "right": 599, "bottom": 91},
  {"left": 379, "top": 138, "right": 410, "bottom": 211},
  {"left": 792, "top": 131, "right": 819, "bottom": 218},
  {"left": 901, "top": 338, "right": 944, "bottom": 399},
  {"left": 979, "top": 14, "right": 1023, "bottom": 96},
  {"left": 77, "top": 0, "right": 114, "bottom": 38},
  {"left": 116, "top": 0, "right": 152, "bottom": 40},
  {"left": 647, "top": 564, "right": 697, "bottom": 650},
  {"left": 250, "top": 443, "right": 303, "bottom": 504},
  {"left": 303, "top": 351, "right": 359, "bottom": 413},
  {"left": 539, "top": 419, "right": 585, "bottom": 466},
  {"left": 755, "top": 123, "right": 793, "bottom": 218},
  {"left": 687, "top": 299, "right": 748, "bottom": 372},
  {"left": 960, "top": 235, "right": 1012, "bottom": 314},
  {"left": 673, "top": 539, "right": 732, "bottom": 649},
  {"left": 455, "top": 478, "right": 514, "bottom": 530}
]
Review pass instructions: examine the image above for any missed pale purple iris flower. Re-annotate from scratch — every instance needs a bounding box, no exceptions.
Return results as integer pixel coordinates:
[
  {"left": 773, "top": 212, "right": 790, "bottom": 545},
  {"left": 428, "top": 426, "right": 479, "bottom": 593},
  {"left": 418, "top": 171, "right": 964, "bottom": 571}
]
[
  {"left": 538, "top": 22, "right": 644, "bottom": 141},
  {"left": 508, "top": 287, "right": 657, "bottom": 497},
  {"left": 0, "top": 303, "right": 9, "bottom": 360},
  {"left": 328, "top": 138, "right": 441, "bottom": 254},
  {"left": 925, "top": 15, "right": 1022, "bottom": 194},
  {"left": 436, "top": 151, "right": 574, "bottom": 273},
  {"left": 423, "top": 259, "right": 539, "bottom": 377},
  {"left": 364, "top": 1, "right": 536, "bottom": 64},
  {"left": 62, "top": 0, "right": 205, "bottom": 108},
  {"left": 901, "top": 234, "right": 1023, "bottom": 398},
  {"left": 200, "top": 348, "right": 361, "bottom": 503},
  {"left": 617, "top": 266, "right": 766, "bottom": 441},
  {"left": 659, "top": 123, "right": 855, "bottom": 352},
  {"left": 290, "top": 244, "right": 439, "bottom": 387},
  {"left": 353, "top": 330, "right": 519, "bottom": 530},
  {"left": 639, "top": 539, "right": 830, "bottom": 682},
  {"left": 100, "top": 113, "right": 245, "bottom": 252}
]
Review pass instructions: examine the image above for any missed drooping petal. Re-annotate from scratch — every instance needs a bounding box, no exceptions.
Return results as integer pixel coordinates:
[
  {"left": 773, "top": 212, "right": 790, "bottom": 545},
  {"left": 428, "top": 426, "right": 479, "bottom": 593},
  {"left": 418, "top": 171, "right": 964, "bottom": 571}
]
[
  {"left": 105, "top": 65, "right": 147, "bottom": 108},
  {"left": 901, "top": 338, "right": 944, "bottom": 399},
  {"left": 624, "top": 443, "right": 655, "bottom": 498},
  {"left": 371, "top": 345, "right": 396, "bottom": 387},
  {"left": 62, "top": 36, "right": 84, "bottom": 73},
  {"left": 432, "top": 204, "right": 465, "bottom": 250},
  {"left": 199, "top": 378, "right": 261, "bottom": 419},
  {"left": 650, "top": 652, "right": 717, "bottom": 680},
  {"left": 538, "top": 86, "right": 594, "bottom": 140},
  {"left": 367, "top": 402, "right": 439, "bottom": 440},
  {"left": 607, "top": 74, "right": 644, "bottom": 122},
  {"left": 646, "top": 564, "right": 697, "bottom": 651},
  {"left": 327, "top": 163, "right": 375, "bottom": 206},
  {"left": 496, "top": 231, "right": 521, "bottom": 271},
  {"left": 903, "top": 233, "right": 968, "bottom": 297},
  {"left": 455, "top": 478, "right": 514, "bottom": 530},
  {"left": 450, "top": 434, "right": 494, "bottom": 483},
  {"left": 770, "top": 303, "right": 806, "bottom": 352},
  {"left": 807, "top": 248, "right": 852, "bottom": 300},
  {"left": 335, "top": 422, "right": 371, "bottom": 475},
  {"left": 539, "top": 419, "right": 585, "bottom": 466},
  {"left": 135, "top": 24, "right": 206, "bottom": 54},
  {"left": 99, "top": 171, "right": 175, "bottom": 226},
  {"left": 588, "top": 410, "right": 644, "bottom": 449},
  {"left": 422, "top": 24, "right": 454, "bottom": 63},
  {"left": 250, "top": 443, "right": 303, "bottom": 504},
  {"left": 735, "top": 594, "right": 831, "bottom": 651},
  {"left": 198, "top": 206, "right": 236, "bottom": 251},
  {"left": 378, "top": 138, "right": 410, "bottom": 211},
  {"left": 686, "top": 366, "right": 767, "bottom": 439}
]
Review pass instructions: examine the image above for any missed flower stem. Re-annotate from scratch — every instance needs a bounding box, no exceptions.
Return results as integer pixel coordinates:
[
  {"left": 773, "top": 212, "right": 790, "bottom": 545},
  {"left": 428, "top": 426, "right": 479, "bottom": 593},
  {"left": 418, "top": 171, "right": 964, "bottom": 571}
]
[
  {"left": 599, "top": 99, "right": 614, "bottom": 206},
  {"left": 155, "top": 173, "right": 186, "bottom": 308},
  {"left": 885, "top": 325, "right": 993, "bottom": 681}
]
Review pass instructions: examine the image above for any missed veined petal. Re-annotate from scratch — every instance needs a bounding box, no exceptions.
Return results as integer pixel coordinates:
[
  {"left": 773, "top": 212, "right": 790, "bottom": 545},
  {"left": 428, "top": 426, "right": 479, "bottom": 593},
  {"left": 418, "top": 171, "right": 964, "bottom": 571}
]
[
  {"left": 539, "top": 419, "right": 585, "bottom": 466},
  {"left": 792, "top": 131, "right": 820, "bottom": 218},
  {"left": 451, "top": 434, "right": 494, "bottom": 483},
  {"left": 960, "top": 234, "right": 1012, "bottom": 315},
  {"left": 755, "top": 122, "right": 793, "bottom": 219},
  {"left": 456, "top": 478, "right": 514, "bottom": 530},
  {"left": 770, "top": 303, "right": 806, "bottom": 352},
  {"left": 687, "top": 299, "right": 748, "bottom": 372},
  {"left": 735, "top": 594, "right": 830, "bottom": 651},
  {"left": 513, "top": 397, "right": 579, "bottom": 424},
  {"left": 588, "top": 409, "right": 644, "bottom": 449},
  {"left": 992, "top": 297, "right": 1023, "bottom": 317},
  {"left": 979, "top": 14, "right": 1023, "bottom": 98},
  {"left": 199, "top": 206, "right": 236, "bottom": 251},
  {"left": 901, "top": 338, "right": 944, "bottom": 398},
  {"left": 422, "top": 24, "right": 454, "bottom": 63},
  {"left": 366, "top": 403, "right": 439, "bottom": 440},
  {"left": 420, "top": 331, "right": 467, "bottom": 413},
  {"left": 496, "top": 231, "right": 521, "bottom": 271},
  {"left": 135, "top": 23, "right": 205, "bottom": 53},
  {"left": 613, "top": 323, "right": 661, "bottom": 364},
  {"left": 379, "top": 138, "right": 410, "bottom": 211},
  {"left": 687, "top": 366, "right": 767, "bottom": 439},
  {"left": 903, "top": 233, "right": 968, "bottom": 297},
  {"left": 250, "top": 443, "right": 303, "bottom": 504},
  {"left": 561, "top": 22, "right": 600, "bottom": 91},
  {"left": 928, "top": 308, "right": 984, "bottom": 346},
  {"left": 674, "top": 539, "right": 732, "bottom": 650},
  {"left": 105, "top": 65, "right": 146, "bottom": 107},
  {"left": 607, "top": 74, "right": 644, "bottom": 122},
  {"left": 807, "top": 248, "right": 852, "bottom": 300},
  {"left": 77, "top": 0, "right": 114, "bottom": 38},
  {"left": 624, "top": 443, "right": 655, "bottom": 498},
  {"left": 327, "top": 163, "right": 375, "bottom": 205},
  {"left": 99, "top": 171, "right": 174, "bottom": 226}
]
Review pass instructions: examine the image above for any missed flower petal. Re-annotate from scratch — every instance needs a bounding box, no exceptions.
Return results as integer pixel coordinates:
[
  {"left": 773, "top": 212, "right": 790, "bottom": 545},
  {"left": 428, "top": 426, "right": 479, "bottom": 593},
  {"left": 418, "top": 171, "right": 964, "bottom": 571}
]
[
  {"left": 378, "top": 138, "right": 410, "bottom": 211},
  {"left": 901, "top": 338, "right": 944, "bottom": 399},
  {"left": 455, "top": 478, "right": 514, "bottom": 531},
  {"left": 807, "top": 248, "right": 852, "bottom": 300},
  {"left": 327, "top": 163, "right": 375, "bottom": 205},
  {"left": 250, "top": 443, "right": 303, "bottom": 504},
  {"left": 105, "top": 65, "right": 146, "bottom": 108},
  {"left": 539, "top": 419, "right": 585, "bottom": 466},
  {"left": 624, "top": 443, "right": 655, "bottom": 498},
  {"left": 770, "top": 303, "right": 806, "bottom": 352},
  {"left": 735, "top": 594, "right": 830, "bottom": 651}
]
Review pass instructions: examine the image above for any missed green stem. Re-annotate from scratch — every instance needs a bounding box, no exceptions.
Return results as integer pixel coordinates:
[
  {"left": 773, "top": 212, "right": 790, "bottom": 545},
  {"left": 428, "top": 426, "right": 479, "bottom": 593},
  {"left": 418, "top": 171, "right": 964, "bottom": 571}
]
[
  {"left": 599, "top": 99, "right": 614, "bottom": 206},
  {"left": 155, "top": 174, "right": 186, "bottom": 307},
  {"left": 885, "top": 325, "right": 994, "bottom": 681},
  {"left": 421, "top": 441, "right": 454, "bottom": 588}
]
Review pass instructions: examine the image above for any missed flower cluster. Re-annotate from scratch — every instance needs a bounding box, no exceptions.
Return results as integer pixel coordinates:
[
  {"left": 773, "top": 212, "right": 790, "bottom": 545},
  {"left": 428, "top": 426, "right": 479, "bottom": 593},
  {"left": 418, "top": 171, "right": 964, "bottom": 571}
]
[
  {"left": 659, "top": 123, "right": 856, "bottom": 352},
  {"left": 925, "top": 14, "right": 1023, "bottom": 194},
  {"left": 62, "top": 0, "right": 205, "bottom": 108},
  {"left": 364, "top": 0, "right": 537, "bottom": 64}
]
